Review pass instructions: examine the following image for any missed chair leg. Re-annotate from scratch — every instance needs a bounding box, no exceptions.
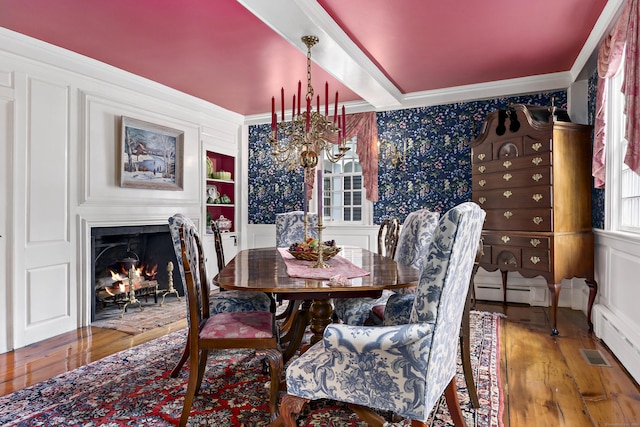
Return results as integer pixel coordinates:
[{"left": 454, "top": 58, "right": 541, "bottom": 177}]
[
  {"left": 170, "top": 337, "right": 190, "bottom": 377},
  {"left": 179, "top": 350, "right": 201, "bottom": 427},
  {"left": 261, "top": 348, "right": 283, "bottom": 422},
  {"left": 460, "top": 277, "right": 480, "bottom": 408},
  {"left": 444, "top": 378, "right": 468, "bottom": 427},
  {"left": 195, "top": 349, "right": 209, "bottom": 395},
  {"left": 270, "top": 394, "right": 309, "bottom": 427},
  {"left": 348, "top": 403, "right": 387, "bottom": 426}
]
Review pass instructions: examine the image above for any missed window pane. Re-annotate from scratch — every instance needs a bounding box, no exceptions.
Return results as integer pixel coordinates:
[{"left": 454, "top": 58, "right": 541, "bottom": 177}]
[
  {"left": 354, "top": 191, "right": 362, "bottom": 205},
  {"left": 353, "top": 176, "right": 362, "bottom": 189},
  {"left": 320, "top": 135, "right": 367, "bottom": 224},
  {"left": 344, "top": 177, "right": 352, "bottom": 190}
]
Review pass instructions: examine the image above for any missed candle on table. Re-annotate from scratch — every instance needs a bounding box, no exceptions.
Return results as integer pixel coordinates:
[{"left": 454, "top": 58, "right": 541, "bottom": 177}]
[{"left": 317, "top": 168, "right": 323, "bottom": 216}]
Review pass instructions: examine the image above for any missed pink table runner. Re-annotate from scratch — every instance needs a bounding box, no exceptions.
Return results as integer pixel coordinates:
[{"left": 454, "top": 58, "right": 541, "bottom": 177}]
[{"left": 278, "top": 248, "right": 370, "bottom": 280}]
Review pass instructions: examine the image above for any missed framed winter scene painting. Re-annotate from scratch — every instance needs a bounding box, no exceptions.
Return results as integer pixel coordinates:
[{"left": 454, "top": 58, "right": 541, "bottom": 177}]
[{"left": 119, "top": 116, "right": 184, "bottom": 190}]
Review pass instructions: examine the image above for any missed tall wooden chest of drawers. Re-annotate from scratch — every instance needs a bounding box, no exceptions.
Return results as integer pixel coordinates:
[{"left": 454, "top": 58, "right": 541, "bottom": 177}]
[{"left": 468, "top": 104, "right": 597, "bottom": 335}]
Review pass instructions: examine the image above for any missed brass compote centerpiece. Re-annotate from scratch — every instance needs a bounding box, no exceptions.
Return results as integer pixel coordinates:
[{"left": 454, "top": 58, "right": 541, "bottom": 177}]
[{"left": 268, "top": 35, "right": 350, "bottom": 268}]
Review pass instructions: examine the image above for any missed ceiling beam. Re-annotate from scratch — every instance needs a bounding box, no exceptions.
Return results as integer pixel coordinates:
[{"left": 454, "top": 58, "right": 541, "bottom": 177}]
[{"left": 238, "top": 0, "right": 403, "bottom": 110}]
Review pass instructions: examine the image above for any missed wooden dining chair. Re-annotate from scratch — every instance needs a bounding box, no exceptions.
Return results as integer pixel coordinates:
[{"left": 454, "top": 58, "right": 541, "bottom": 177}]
[
  {"left": 167, "top": 214, "right": 272, "bottom": 377},
  {"left": 377, "top": 217, "right": 401, "bottom": 258},
  {"left": 174, "top": 215, "right": 282, "bottom": 426}
]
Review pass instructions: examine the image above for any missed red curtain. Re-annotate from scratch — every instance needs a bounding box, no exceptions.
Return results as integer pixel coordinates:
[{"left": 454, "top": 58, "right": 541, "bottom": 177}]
[
  {"left": 305, "top": 112, "right": 379, "bottom": 202},
  {"left": 593, "top": 0, "right": 640, "bottom": 188}
]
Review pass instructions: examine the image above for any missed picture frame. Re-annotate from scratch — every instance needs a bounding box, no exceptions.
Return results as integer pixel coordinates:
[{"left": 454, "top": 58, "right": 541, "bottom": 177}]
[{"left": 119, "top": 116, "right": 184, "bottom": 191}]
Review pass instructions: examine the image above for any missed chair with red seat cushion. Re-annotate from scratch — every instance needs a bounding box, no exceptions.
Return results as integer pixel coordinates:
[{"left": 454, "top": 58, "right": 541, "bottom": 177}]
[{"left": 173, "top": 215, "right": 282, "bottom": 426}]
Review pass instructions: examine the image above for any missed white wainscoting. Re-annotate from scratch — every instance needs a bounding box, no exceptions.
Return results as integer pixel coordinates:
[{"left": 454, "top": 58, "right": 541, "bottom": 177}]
[
  {"left": 0, "top": 28, "right": 242, "bottom": 352},
  {"left": 244, "top": 224, "right": 379, "bottom": 252},
  {"left": 592, "top": 230, "right": 640, "bottom": 384}
]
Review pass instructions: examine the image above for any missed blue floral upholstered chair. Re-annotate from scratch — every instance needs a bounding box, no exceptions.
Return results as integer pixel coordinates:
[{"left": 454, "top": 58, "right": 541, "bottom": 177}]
[
  {"left": 275, "top": 211, "right": 318, "bottom": 248},
  {"left": 274, "top": 211, "right": 319, "bottom": 321},
  {"left": 332, "top": 208, "right": 440, "bottom": 326},
  {"left": 172, "top": 214, "right": 282, "bottom": 426},
  {"left": 272, "top": 202, "right": 486, "bottom": 427},
  {"left": 167, "top": 214, "right": 271, "bottom": 377}
]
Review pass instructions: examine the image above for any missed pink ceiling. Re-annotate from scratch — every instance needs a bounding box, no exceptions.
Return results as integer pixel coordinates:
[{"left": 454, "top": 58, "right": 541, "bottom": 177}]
[{"left": 0, "top": 0, "right": 609, "bottom": 116}]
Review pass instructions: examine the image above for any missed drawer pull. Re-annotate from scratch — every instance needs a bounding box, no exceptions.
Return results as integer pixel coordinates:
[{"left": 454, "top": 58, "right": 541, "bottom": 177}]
[
  {"left": 503, "top": 160, "right": 512, "bottom": 169},
  {"left": 504, "top": 211, "right": 513, "bottom": 219},
  {"left": 478, "top": 196, "right": 487, "bottom": 204},
  {"left": 503, "top": 173, "right": 512, "bottom": 181},
  {"left": 530, "top": 256, "right": 541, "bottom": 264},
  {"left": 532, "top": 157, "right": 543, "bottom": 166},
  {"left": 479, "top": 179, "right": 486, "bottom": 187},
  {"left": 503, "top": 190, "right": 513, "bottom": 198},
  {"left": 531, "top": 142, "right": 543, "bottom": 151},
  {"left": 532, "top": 216, "right": 543, "bottom": 225},
  {"left": 532, "top": 173, "right": 543, "bottom": 182},
  {"left": 478, "top": 153, "right": 486, "bottom": 161},
  {"left": 532, "top": 193, "right": 543, "bottom": 202},
  {"left": 530, "top": 238, "right": 541, "bottom": 247},
  {"left": 478, "top": 165, "right": 486, "bottom": 173},
  {"left": 501, "top": 235, "right": 511, "bottom": 243}
]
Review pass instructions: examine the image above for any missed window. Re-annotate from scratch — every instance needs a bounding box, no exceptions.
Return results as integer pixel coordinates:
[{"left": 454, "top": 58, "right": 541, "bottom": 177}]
[
  {"left": 606, "top": 64, "right": 640, "bottom": 234},
  {"left": 321, "top": 137, "right": 371, "bottom": 224}
]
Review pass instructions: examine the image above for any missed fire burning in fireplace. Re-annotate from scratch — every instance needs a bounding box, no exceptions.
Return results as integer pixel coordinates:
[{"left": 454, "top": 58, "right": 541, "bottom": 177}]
[{"left": 91, "top": 224, "right": 182, "bottom": 321}]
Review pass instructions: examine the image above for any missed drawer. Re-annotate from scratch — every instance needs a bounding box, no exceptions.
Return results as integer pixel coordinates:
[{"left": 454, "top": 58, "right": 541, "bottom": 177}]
[
  {"left": 471, "top": 132, "right": 550, "bottom": 164},
  {"left": 472, "top": 143, "right": 494, "bottom": 164},
  {"left": 522, "top": 248, "right": 550, "bottom": 272},
  {"left": 522, "top": 134, "right": 552, "bottom": 156},
  {"left": 482, "top": 233, "right": 550, "bottom": 249},
  {"left": 491, "top": 246, "right": 521, "bottom": 269},
  {"left": 473, "top": 166, "right": 552, "bottom": 188},
  {"left": 474, "top": 152, "right": 552, "bottom": 174},
  {"left": 473, "top": 185, "right": 552, "bottom": 209},
  {"left": 484, "top": 208, "right": 553, "bottom": 232}
]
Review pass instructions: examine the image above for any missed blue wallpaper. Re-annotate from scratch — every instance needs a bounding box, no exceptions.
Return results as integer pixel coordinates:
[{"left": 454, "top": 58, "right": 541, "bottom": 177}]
[{"left": 248, "top": 91, "right": 569, "bottom": 224}]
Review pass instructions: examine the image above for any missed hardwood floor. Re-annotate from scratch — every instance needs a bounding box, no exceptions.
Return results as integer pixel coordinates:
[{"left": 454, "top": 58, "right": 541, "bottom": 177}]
[{"left": 1, "top": 303, "right": 638, "bottom": 426}]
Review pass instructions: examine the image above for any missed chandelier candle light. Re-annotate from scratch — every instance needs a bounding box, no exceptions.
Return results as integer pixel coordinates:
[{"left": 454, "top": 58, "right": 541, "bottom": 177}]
[{"left": 269, "top": 35, "right": 349, "bottom": 268}]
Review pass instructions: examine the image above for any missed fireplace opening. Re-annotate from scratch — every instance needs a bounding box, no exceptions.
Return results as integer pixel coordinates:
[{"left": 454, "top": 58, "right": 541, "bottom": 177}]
[{"left": 90, "top": 224, "right": 183, "bottom": 322}]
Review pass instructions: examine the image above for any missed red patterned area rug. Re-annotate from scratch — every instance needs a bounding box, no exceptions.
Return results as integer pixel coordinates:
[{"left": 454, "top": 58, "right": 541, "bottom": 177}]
[{"left": 0, "top": 311, "right": 503, "bottom": 426}]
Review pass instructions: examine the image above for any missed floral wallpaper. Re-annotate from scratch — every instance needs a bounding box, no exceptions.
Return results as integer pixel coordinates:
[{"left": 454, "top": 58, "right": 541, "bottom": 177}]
[{"left": 248, "top": 91, "right": 570, "bottom": 225}]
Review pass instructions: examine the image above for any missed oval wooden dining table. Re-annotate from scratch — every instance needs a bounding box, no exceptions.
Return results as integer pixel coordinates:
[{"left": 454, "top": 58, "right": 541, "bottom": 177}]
[{"left": 216, "top": 246, "right": 420, "bottom": 362}]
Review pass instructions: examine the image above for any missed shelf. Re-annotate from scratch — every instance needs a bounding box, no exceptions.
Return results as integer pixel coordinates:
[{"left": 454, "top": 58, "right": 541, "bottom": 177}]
[
  {"left": 207, "top": 178, "right": 234, "bottom": 184},
  {"left": 206, "top": 150, "right": 236, "bottom": 234}
]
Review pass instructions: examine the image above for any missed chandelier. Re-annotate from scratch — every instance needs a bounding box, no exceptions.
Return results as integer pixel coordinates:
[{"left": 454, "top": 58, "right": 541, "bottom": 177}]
[{"left": 269, "top": 35, "right": 350, "bottom": 171}]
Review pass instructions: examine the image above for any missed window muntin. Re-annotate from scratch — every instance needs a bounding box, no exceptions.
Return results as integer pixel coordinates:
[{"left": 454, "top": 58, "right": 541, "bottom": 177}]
[
  {"left": 321, "top": 137, "right": 368, "bottom": 224},
  {"left": 606, "top": 64, "right": 640, "bottom": 234}
]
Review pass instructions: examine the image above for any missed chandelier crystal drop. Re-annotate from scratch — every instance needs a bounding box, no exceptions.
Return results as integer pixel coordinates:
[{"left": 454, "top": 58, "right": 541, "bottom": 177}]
[{"left": 269, "top": 35, "right": 349, "bottom": 171}]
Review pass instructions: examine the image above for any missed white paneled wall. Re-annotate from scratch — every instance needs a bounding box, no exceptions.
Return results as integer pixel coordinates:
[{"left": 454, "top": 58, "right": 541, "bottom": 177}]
[
  {"left": 0, "top": 28, "right": 242, "bottom": 352},
  {"left": 592, "top": 231, "right": 640, "bottom": 384}
]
